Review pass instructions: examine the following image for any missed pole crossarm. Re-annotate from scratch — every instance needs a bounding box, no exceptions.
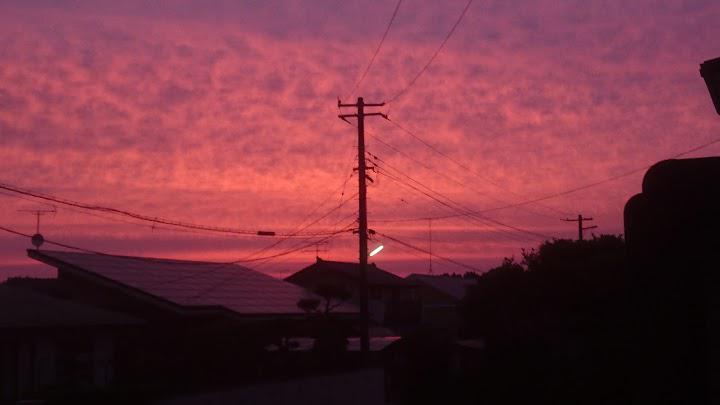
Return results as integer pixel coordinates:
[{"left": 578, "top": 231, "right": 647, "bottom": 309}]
[
  {"left": 338, "top": 99, "right": 386, "bottom": 108},
  {"left": 561, "top": 214, "right": 596, "bottom": 241}
]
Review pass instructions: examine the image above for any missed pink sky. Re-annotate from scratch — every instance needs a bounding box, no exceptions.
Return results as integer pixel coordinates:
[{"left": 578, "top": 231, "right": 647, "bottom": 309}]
[{"left": 1, "top": 0, "right": 719, "bottom": 280}]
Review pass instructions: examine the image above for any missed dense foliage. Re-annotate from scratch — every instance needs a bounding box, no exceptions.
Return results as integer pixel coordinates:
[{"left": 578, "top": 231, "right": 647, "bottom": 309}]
[{"left": 456, "top": 235, "right": 633, "bottom": 404}]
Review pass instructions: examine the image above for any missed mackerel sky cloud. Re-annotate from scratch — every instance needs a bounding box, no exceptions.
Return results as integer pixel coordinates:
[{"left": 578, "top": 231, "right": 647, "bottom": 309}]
[{"left": 1, "top": 0, "right": 719, "bottom": 279}]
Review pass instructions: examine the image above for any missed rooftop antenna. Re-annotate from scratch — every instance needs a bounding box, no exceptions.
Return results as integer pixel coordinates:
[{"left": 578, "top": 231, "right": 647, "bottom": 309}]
[
  {"left": 302, "top": 240, "right": 330, "bottom": 258},
  {"left": 18, "top": 206, "right": 56, "bottom": 249}
]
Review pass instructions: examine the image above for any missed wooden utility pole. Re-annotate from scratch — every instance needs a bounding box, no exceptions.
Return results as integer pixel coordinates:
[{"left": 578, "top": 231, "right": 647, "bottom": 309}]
[
  {"left": 562, "top": 214, "right": 597, "bottom": 241},
  {"left": 338, "top": 97, "right": 386, "bottom": 357}
]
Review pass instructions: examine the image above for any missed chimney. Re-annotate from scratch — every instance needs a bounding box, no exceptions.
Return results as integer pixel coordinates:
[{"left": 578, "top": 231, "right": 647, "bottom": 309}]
[{"left": 700, "top": 57, "right": 720, "bottom": 116}]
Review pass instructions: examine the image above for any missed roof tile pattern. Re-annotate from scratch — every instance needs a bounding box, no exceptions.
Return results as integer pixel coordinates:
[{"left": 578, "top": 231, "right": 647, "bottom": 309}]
[{"left": 30, "top": 250, "right": 328, "bottom": 316}]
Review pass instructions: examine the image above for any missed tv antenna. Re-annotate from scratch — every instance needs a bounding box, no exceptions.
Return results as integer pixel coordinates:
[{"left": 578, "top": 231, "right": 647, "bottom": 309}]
[
  {"left": 302, "top": 240, "right": 330, "bottom": 258},
  {"left": 18, "top": 206, "right": 56, "bottom": 249}
]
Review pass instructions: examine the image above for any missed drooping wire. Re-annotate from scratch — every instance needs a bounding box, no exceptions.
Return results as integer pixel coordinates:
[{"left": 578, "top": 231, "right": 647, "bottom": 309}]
[
  {"left": 374, "top": 161, "right": 549, "bottom": 242},
  {"left": 0, "top": 190, "right": 241, "bottom": 238},
  {"left": 366, "top": 133, "right": 563, "bottom": 221},
  {"left": 338, "top": 110, "right": 566, "bottom": 222},
  {"left": 188, "top": 217, "right": 358, "bottom": 300},
  {"left": 372, "top": 134, "right": 720, "bottom": 223},
  {"left": 377, "top": 231, "right": 484, "bottom": 273},
  {"left": 346, "top": 0, "right": 404, "bottom": 99},
  {"left": 0, "top": 224, "right": 109, "bottom": 255},
  {"left": 383, "top": 117, "right": 571, "bottom": 216},
  {"left": 238, "top": 191, "right": 358, "bottom": 262},
  {"left": 385, "top": 0, "right": 474, "bottom": 103},
  {"left": 0, "top": 182, "right": 341, "bottom": 238}
]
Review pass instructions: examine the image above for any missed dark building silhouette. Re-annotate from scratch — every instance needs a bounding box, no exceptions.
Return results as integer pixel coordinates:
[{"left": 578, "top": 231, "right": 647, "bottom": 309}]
[
  {"left": 285, "top": 258, "right": 418, "bottom": 325},
  {"left": 700, "top": 57, "right": 720, "bottom": 116},
  {"left": 405, "top": 274, "right": 476, "bottom": 329},
  {"left": 10, "top": 250, "right": 360, "bottom": 401},
  {"left": 0, "top": 285, "right": 142, "bottom": 402},
  {"left": 624, "top": 157, "right": 720, "bottom": 404}
]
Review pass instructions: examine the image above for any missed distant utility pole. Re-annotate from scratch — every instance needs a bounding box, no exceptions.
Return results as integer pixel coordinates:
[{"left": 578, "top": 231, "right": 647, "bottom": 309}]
[
  {"left": 562, "top": 214, "right": 597, "bottom": 241},
  {"left": 428, "top": 218, "right": 433, "bottom": 274},
  {"left": 338, "top": 97, "right": 386, "bottom": 357}
]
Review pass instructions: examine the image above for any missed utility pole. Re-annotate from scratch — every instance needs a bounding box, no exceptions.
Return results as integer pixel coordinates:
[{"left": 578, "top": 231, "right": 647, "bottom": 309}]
[
  {"left": 338, "top": 97, "right": 386, "bottom": 357},
  {"left": 562, "top": 214, "right": 597, "bottom": 241}
]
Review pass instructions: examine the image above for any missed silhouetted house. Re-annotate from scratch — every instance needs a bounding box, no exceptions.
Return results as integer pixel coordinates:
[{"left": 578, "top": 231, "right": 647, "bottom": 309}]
[
  {"left": 285, "top": 258, "right": 418, "bottom": 325},
  {"left": 23, "top": 250, "right": 359, "bottom": 398},
  {"left": 26, "top": 249, "right": 340, "bottom": 321},
  {"left": 0, "top": 285, "right": 142, "bottom": 402},
  {"left": 405, "top": 274, "right": 476, "bottom": 328},
  {"left": 624, "top": 157, "right": 720, "bottom": 404}
]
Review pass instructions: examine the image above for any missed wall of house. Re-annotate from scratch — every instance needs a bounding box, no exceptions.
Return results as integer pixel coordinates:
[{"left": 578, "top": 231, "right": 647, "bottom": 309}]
[{"left": 0, "top": 331, "right": 117, "bottom": 402}]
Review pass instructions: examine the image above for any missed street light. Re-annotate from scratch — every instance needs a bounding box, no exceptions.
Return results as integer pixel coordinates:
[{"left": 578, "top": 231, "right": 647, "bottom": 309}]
[
  {"left": 369, "top": 244, "right": 384, "bottom": 257},
  {"left": 700, "top": 57, "right": 720, "bottom": 116}
]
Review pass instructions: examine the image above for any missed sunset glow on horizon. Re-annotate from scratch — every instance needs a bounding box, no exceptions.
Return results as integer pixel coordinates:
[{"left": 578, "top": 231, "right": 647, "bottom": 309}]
[{"left": 1, "top": 0, "right": 719, "bottom": 280}]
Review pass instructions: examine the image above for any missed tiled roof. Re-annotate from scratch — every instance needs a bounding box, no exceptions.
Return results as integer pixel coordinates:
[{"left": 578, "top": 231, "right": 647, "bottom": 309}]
[
  {"left": 0, "top": 285, "right": 142, "bottom": 328},
  {"left": 287, "top": 258, "right": 414, "bottom": 287},
  {"left": 406, "top": 274, "right": 476, "bottom": 300},
  {"left": 28, "top": 250, "right": 353, "bottom": 317}
]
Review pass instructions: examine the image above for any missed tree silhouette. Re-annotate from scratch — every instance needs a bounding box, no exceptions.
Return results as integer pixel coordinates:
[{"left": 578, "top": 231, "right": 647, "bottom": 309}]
[
  {"left": 297, "top": 283, "right": 352, "bottom": 357},
  {"left": 459, "top": 235, "right": 632, "bottom": 404},
  {"left": 297, "top": 283, "right": 352, "bottom": 316}
]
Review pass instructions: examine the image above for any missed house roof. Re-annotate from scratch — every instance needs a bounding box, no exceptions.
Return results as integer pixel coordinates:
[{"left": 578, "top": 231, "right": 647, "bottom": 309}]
[
  {"left": 405, "top": 274, "right": 476, "bottom": 301},
  {"left": 286, "top": 258, "right": 414, "bottom": 287},
  {"left": 0, "top": 285, "right": 142, "bottom": 329},
  {"left": 28, "top": 250, "right": 354, "bottom": 318}
]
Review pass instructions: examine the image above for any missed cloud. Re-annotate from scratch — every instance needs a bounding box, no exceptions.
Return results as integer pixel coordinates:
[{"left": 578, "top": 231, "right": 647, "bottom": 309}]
[{"left": 0, "top": 0, "right": 719, "bottom": 279}]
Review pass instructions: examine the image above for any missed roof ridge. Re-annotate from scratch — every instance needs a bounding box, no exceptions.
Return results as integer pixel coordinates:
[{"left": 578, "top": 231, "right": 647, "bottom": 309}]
[{"left": 31, "top": 249, "right": 239, "bottom": 267}]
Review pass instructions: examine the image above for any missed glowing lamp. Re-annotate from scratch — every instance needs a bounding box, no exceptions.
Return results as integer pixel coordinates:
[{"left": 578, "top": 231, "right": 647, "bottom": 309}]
[
  {"left": 700, "top": 57, "right": 720, "bottom": 116},
  {"left": 369, "top": 244, "right": 384, "bottom": 257}
]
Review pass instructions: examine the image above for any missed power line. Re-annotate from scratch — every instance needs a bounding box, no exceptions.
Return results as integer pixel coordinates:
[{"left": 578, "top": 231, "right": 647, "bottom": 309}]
[
  {"left": 340, "top": 114, "right": 562, "bottom": 222},
  {"left": 188, "top": 221, "right": 357, "bottom": 301},
  {"left": 136, "top": 209, "right": 360, "bottom": 289},
  {"left": 337, "top": 96, "right": 387, "bottom": 358},
  {"left": 0, "top": 190, "right": 244, "bottom": 237},
  {"left": 148, "top": 204, "right": 359, "bottom": 289},
  {"left": 237, "top": 189, "right": 358, "bottom": 262},
  {"left": 374, "top": 164, "right": 519, "bottom": 242},
  {"left": 384, "top": 117, "right": 571, "bottom": 216},
  {"left": 386, "top": 0, "right": 474, "bottom": 103},
  {"left": 366, "top": 134, "right": 562, "bottom": 221},
  {"left": 373, "top": 135, "right": 720, "bottom": 223},
  {"left": 0, "top": 219, "right": 355, "bottom": 301},
  {"left": 372, "top": 155, "right": 551, "bottom": 241},
  {"left": 346, "top": 0, "right": 403, "bottom": 98},
  {"left": 0, "top": 182, "right": 342, "bottom": 238},
  {"left": 377, "top": 231, "right": 483, "bottom": 273},
  {"left": 371, "top": 153, "right": 552, "bottom": 240},
  {"left": 377, "top": 167, "right": 547, "bottom": 242},
  {"left": 0, "top": 225, "right": 116, "bottom": 256},
  {"left": 248, "top": 209, "right": 358, "bottom": 270}
]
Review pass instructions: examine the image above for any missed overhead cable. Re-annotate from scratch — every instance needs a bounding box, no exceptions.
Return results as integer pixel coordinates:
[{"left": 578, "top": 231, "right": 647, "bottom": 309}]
[{"left": 386, "top": 0, "right": 473, "bottom": 103}]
